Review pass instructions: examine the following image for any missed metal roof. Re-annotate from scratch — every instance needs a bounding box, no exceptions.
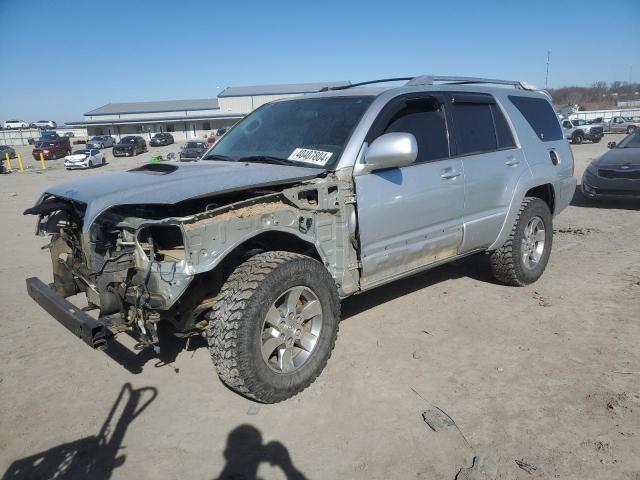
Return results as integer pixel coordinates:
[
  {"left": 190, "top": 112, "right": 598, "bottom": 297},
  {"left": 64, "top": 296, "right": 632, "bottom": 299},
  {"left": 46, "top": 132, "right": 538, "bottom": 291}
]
[
  {"left": 85, "top": 98, "right": 220, "bottom": 116},
  {"left": 65, "top": 112, "right": 244, "bottom": 127},
  {"left": 218, "top": 81, "right": 351, "bottom": 98}
]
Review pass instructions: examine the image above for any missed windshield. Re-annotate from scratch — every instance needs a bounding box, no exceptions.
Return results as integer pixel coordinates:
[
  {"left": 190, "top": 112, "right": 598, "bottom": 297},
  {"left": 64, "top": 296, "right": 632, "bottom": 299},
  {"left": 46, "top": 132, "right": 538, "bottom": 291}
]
[
  {"left": 72, "top": 150, "right": 86, "bottom": 155},
  {"left": 185, "top": 142, "right": 206, "bottom": 149},
  {"left": 573, "top": 119, "right": 587, "bottom": 126},
  {"left": 90, "top": 136, "right": 103, "bottom": 140},
  {"left": 203, "top": 96, "right": 373, "bottom": 169},
  {"left": 616, "top": 130, "right": 640, "bottom": 149},
  {"left": 121, "top": 137, "right": 136, "bottom": 143}
]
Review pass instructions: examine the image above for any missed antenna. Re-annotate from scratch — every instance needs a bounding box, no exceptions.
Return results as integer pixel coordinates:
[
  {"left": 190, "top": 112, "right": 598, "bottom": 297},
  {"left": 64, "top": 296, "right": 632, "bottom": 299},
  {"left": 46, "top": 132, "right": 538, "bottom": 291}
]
[{"left": 545, "top": 50, "right": 551, "bottom": 89}]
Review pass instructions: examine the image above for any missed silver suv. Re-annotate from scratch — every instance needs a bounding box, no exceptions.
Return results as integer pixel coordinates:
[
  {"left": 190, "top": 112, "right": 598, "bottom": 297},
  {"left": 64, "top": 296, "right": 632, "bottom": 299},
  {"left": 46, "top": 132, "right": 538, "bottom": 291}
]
[{"left": 25, "top": 75, "right": 576, "bottom": 402}]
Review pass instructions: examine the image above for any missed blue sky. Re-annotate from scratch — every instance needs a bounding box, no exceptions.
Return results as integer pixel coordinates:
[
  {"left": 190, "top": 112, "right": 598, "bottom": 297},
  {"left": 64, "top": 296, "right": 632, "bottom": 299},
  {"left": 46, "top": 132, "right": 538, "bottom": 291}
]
[{"left": 0, "top": 0, "right": 638, "bottom": 124}]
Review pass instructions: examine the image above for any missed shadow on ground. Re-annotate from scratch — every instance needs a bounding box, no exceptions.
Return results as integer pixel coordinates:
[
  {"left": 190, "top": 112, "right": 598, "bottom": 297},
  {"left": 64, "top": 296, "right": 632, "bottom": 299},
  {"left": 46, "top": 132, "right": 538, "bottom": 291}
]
[
  {"left": 214, "top": 425, "right": 307, "bottom": 480},
  {"left": 342, "top": 253, "right": 493, "bottom": 320},
  {"left": 2, "top": 383, "right": 157, "bottom": 480},
  {"left": 103, "top": 255, "right": 495, "bottom": 372}
]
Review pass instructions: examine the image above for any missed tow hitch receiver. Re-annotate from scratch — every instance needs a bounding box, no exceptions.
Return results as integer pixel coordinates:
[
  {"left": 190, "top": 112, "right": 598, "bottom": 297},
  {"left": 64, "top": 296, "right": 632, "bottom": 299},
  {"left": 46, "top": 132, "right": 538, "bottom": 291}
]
[{"left": 26, "top": 277, "right": 108, "bottom": 350}]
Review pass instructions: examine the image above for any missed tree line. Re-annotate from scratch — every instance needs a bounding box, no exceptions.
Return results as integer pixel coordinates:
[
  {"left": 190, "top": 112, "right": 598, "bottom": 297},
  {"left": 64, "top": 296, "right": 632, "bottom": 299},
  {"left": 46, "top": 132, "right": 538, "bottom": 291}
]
[{"left": 548, "top": 81, "right": 640, "bottom": 110}]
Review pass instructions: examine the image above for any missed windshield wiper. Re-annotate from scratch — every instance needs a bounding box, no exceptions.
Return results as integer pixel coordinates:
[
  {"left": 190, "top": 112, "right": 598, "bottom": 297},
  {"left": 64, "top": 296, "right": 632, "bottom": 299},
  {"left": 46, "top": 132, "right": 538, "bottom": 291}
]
[
  {"left": 238, "top": 155, "right": 298, "bottom": 166},
  {"left": 201, "top": 153, "right": 234, "bottom": 161}
]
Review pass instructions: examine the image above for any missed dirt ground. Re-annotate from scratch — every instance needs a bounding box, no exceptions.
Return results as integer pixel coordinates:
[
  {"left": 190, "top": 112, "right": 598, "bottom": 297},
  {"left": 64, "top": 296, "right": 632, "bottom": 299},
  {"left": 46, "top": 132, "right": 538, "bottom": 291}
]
[{"left": 0, "top": 136, "right": 638, "bottom": 480}]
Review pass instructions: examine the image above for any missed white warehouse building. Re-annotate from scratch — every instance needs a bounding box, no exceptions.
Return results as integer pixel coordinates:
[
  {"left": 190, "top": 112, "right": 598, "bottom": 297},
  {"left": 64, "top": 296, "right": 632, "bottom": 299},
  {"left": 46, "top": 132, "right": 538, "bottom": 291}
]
[{"left": 66, "top": 81, "right": 350, "bottom": 141}]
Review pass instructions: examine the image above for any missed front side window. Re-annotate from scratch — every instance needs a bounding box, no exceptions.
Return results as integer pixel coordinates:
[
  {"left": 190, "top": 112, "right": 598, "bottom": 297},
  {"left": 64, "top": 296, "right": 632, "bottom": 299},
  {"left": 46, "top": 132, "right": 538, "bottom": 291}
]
[
  {"left": 206, "top": 96, "right": 373, "bottom": 169},
  {"left": 509, "top": 95, "right": 563, "bottom": 142},
  {"left": 381, "top": 98, "right": 450, "bottom": 163}
]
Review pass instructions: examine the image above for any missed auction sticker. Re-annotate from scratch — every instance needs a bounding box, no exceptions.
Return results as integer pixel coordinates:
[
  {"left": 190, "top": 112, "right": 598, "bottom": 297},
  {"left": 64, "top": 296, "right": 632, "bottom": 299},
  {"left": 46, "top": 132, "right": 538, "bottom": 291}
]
[{"left": 288, "top": 148, "right": 333, "bottom": 166}]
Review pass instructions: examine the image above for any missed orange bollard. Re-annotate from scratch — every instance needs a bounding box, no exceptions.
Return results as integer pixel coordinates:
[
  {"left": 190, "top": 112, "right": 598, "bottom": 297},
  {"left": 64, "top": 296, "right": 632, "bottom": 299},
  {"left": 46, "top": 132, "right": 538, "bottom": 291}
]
[
  {"left": 4, "top": 153, "right": 12, "bottom": 171},
  {"left": 17, "top": 153, "right": 24, "bottom": 172},
  {"left": 39, "top": 152, "right": 46, "bottom": 170}
]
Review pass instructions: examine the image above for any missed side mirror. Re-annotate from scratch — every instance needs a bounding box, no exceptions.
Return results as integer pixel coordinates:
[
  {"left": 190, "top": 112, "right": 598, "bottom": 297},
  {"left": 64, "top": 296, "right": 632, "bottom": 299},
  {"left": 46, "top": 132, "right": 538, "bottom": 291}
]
[
  {"left": 607, "top": 141, "right": 616, "bottom": 149},
  {"left": 358, "top": 132, "right": 417, "bottom": 174}
]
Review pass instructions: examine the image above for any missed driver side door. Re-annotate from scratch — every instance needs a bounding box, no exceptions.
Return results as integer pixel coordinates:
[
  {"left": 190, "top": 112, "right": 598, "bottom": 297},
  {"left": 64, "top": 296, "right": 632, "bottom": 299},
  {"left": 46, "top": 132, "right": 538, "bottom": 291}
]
[{"left": 354, "top": 93, "right": 465, "bottom": 289}]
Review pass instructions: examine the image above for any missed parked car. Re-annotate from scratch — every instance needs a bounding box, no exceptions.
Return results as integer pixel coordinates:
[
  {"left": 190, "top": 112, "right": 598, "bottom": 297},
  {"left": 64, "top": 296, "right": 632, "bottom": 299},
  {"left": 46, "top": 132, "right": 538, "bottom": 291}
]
[
  {"left": 31, "top": 137, "right": 71, "bottom": 160},
  {"left": 87, "top": 135, "right": 115, "bottom": 149},
  {"left": 216, "top": 128, "right": 227, "bottom": 136},
  {"left": 604, "top": 116, "right": 640, "bottom": 134},
  {"left": 150, "top": 133, "right": 174, "bottom": 147},
  {"left": 179, "top": 141, "right": 208, "bottom": 161},
  {"left": 561, "top": 118, "right": 604, "bottom": 144},
  {"left": 40, "top": 131, "right": 60, "bottom": 140},
  {"left": 64, "top": 149, "right": 106, "bottom": 169},
  {"left": 112, "top": 136, "right": 147, "bottom": 157},
  {"left": 24, "top": 75, "right": 575, "bottom": 403},
  {"left": 582, "top": 129, "right": 640, "bottom": 199},
  {"left": 32, "top": 120, "right": 57, "bottom": 129},
  {"left": 0, "top": 145, "right": 17, "bottom": 159},
  {"left": 3, "top": 120, "right": 28, "bottom": 129},
  {"left": 207, "top": 134, "right": 217, "bottom": 148}
]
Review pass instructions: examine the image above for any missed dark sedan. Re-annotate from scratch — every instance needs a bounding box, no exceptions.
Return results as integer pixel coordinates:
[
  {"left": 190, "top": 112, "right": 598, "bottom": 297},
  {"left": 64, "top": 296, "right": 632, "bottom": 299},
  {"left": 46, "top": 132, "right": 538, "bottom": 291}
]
[
  {"left": 150, "top": 133, "right": 174, "bottom": 146},
  {"left": 112, "top": 136, "right": 147, "bottom": 157},
  {"left": 179, "top": 141, "right": 208, "bottom": 161},
  {"left": 0, "top": 145, "right": 16, "bottom": 159},
  {"left": 582, "top": 130, "right": 640, "bottom": 199}
]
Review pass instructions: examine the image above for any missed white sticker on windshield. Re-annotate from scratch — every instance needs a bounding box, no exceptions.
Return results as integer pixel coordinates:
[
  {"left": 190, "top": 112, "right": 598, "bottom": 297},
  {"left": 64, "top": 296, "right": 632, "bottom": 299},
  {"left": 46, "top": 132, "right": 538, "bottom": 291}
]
[{"left": 288, "top": 148, "right": 333, "bottom": 166}]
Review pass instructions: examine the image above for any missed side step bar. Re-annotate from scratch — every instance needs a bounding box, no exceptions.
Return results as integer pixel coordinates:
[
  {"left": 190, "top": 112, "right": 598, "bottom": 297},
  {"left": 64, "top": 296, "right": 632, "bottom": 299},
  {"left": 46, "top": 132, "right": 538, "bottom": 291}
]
[{"left": 26, "top": 277, "right": 108, "bottom": 350}]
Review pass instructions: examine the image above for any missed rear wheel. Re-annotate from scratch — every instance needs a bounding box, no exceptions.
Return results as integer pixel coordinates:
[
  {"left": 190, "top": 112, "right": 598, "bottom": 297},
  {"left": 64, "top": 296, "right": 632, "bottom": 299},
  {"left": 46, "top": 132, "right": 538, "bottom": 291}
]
[
  {"left": 489, "top": 197, "right": 553, "bottom": 286},
  {"left": 205, "top": 251, "right": 340, "bottom": 403}
]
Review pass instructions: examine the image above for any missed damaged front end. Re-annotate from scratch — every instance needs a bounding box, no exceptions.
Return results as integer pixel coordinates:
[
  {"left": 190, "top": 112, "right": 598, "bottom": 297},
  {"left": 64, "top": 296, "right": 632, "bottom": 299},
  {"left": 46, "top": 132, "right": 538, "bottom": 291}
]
[
  {"left": 25, "top": 172, "right": 360, "bottom": 353},
  {"left": 25, "top": 195, "right": 194, "bottom": 351}
]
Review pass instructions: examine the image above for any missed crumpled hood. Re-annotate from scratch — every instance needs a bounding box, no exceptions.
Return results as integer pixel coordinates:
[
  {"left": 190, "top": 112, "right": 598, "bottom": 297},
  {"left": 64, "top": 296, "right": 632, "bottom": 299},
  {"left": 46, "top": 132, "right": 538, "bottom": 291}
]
[
  {"left": 41, "top": 161, "right": 321, "bottom": 231},
  {"left": 592, "top": 148, "right": 640, "bottom": 168}
]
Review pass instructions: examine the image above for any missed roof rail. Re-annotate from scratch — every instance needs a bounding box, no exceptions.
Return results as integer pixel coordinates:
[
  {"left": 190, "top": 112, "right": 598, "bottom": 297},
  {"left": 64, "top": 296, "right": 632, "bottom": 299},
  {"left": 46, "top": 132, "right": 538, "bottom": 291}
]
[
  {"left": 409, "top": 75, "right": 538, "bottom": 90},
  {"left": 320, "top": 75, "right": 538, "bottom": 92}
]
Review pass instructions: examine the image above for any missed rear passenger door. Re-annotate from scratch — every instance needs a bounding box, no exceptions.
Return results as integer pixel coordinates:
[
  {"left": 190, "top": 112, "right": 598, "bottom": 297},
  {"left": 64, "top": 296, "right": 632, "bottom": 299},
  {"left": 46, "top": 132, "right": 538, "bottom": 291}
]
[{"left": 446, "top": 93, "right": 525, "bottom": 251}]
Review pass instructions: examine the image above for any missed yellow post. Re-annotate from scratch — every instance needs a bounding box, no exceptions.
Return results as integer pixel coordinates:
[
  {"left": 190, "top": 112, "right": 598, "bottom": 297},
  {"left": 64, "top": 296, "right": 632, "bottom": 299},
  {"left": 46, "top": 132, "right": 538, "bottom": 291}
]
[
  {"left": 4, "top": 153, "right": 12, "bottom": 171},
  {"left": 17, "top": 153, "right": 24, "bottom": 173},
  {"left": 39, "top": 152, "right": 46, "bottom": 170}
]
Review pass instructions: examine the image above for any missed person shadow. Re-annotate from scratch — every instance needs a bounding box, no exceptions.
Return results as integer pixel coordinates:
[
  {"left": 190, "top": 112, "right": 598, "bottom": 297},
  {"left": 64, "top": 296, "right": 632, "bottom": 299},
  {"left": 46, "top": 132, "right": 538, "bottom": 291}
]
[
  {"left": 215, "top": 425, "right": 307, "bottom": 480},
  {"left": 2, "top": 383, "right": 157, "bottom": 480}
]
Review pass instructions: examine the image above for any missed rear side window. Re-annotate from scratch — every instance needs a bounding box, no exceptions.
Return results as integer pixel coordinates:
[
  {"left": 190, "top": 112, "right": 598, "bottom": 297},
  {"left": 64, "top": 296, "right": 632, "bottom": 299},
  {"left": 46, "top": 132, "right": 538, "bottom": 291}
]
[
  {"left": 508, "top": 95, "right": 563, "bottom": 141},
  {"left": 491, "top": 104, "right": 516, "bottom": 149},
  {"left": 451, "top": 102, "right": 497, "bottom": 155}
]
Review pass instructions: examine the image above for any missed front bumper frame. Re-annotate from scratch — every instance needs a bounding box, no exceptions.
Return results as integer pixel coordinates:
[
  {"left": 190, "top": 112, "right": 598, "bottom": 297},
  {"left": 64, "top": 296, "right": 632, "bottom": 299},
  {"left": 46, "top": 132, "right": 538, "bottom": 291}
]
[{"left": 26, "top": 277, "right": 108, "bottom": 350}]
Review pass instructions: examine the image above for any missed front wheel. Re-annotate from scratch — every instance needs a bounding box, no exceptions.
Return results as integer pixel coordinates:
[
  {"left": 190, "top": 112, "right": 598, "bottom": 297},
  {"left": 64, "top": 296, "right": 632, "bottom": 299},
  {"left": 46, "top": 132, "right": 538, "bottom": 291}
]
[
  {"left": 205, "top": 251, "right": 340, "bottom": 403},
  {"left": 591, "top": 137, "right": 601, "bottom": 144},
  {"left": 489, "top": 197, "right": 553, "bottom": 286},
  {"left": 571, "top": 133, "right": 583, "bottom": 145},
  {"left": 628, "top": 126, "right": 637, "bottom": 134}
]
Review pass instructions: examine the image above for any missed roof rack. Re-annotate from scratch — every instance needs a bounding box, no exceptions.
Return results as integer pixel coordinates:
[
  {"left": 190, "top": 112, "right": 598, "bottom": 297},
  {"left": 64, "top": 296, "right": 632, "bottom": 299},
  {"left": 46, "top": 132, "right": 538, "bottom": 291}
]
[{"left": 321, "top": 75, "right": 538, "bottom": 92}]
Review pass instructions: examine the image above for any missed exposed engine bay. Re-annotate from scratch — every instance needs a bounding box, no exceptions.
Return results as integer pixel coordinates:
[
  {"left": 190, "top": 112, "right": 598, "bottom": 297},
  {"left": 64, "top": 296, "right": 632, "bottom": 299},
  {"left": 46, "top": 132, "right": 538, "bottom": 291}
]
[{"left": 25, "top": 173, "right": 360, "bottom": 351}]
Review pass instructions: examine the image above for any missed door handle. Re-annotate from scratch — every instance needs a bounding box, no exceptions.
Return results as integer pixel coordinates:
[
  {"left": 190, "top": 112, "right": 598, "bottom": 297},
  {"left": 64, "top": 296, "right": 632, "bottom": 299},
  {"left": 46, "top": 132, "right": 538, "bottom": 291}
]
[
  {"left": 505, "top": 158, "right": 520, "bottom": 167},
  {"left": 441, "top": 169, "right": 461, "bottom": 179}
]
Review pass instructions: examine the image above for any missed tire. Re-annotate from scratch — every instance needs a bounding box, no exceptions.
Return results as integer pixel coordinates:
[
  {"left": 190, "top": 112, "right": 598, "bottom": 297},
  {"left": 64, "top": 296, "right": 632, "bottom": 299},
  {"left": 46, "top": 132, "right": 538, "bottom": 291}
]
[
  {"left": 205, "top": 251, "right": 340, "bottom": 403},
  {"left": 99, "top": 143, "right": 104, "bottom": 149},
  {"left": 572, "top": 133, "right": 583, "bottom": 145},
  {"left": 628, "top": 126, "right": 637, "bottom": 134},
  {"left": 591, "top": 137, "right": 601, "bottom": 144},
  {"left": 489, "top": 197, "right": 553, "bottom": 286},
  {"left": 88, "top": 160, "right": 93, "bottom": 168}
]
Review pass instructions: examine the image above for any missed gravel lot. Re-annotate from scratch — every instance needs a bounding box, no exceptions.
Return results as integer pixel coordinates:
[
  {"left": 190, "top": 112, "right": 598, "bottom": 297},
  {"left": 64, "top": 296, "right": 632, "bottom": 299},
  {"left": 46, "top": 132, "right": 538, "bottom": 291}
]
[{"left": 1, "top": 136, "right": 638, "bottom": 479}]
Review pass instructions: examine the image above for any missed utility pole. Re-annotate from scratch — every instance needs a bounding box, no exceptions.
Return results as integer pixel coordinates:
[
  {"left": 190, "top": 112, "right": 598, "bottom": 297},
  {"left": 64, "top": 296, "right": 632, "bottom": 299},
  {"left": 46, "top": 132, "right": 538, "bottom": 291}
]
[{"left": 545, "top": 50, "right": 551, "bottom": 89}]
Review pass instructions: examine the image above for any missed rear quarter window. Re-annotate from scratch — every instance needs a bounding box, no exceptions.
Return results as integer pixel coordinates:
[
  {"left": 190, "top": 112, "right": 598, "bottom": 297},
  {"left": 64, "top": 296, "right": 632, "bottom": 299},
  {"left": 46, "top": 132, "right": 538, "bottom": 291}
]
[{"left": 508, "top": 95, "right": 563, "bottom": 142}]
